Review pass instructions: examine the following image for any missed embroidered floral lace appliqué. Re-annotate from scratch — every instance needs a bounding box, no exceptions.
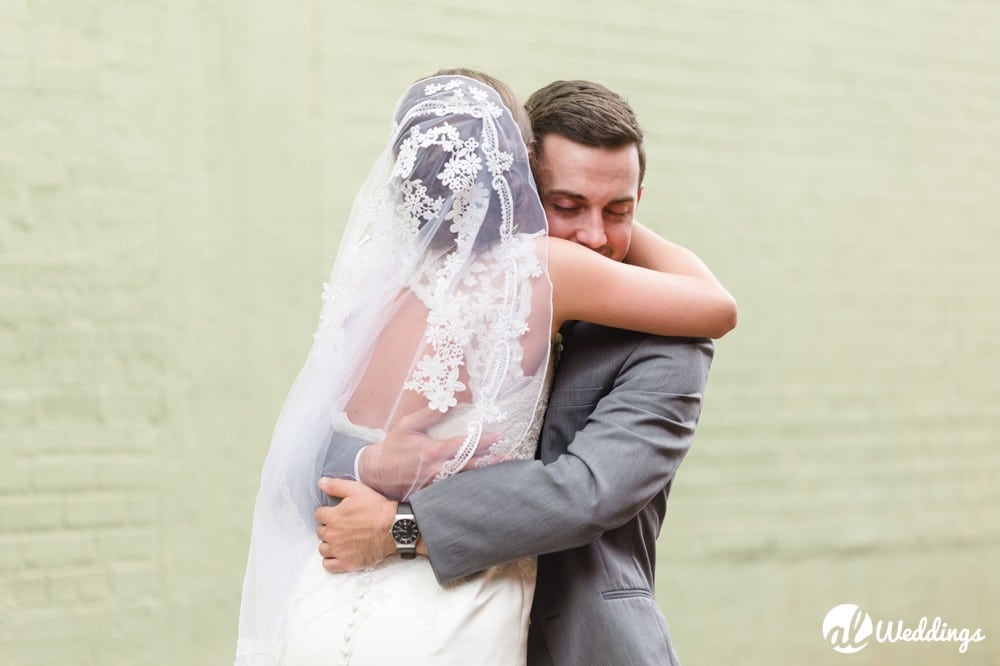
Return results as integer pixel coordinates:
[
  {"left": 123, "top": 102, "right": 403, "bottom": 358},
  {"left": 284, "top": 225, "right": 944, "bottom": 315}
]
[{"left": 313, "top": 78, "right": 546, "bottom": 478}]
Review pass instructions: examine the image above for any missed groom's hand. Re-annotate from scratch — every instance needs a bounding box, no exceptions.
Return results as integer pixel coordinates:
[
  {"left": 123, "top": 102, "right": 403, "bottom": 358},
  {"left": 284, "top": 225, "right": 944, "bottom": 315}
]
[{"left": 315, "top": 478, "right": 398, "bottom": 572}]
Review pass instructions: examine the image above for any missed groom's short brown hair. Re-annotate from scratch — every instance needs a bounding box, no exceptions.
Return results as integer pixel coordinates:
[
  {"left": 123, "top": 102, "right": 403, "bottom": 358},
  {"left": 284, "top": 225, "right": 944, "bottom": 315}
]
[{"left": 526, "top": 80, "right": 646, "bottom": 185}]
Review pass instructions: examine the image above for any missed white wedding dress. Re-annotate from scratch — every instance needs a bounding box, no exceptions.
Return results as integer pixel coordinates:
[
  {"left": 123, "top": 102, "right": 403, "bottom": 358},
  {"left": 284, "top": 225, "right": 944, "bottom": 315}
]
[{"left": 279, "top": 375, "right": 550, "bottom": 666}]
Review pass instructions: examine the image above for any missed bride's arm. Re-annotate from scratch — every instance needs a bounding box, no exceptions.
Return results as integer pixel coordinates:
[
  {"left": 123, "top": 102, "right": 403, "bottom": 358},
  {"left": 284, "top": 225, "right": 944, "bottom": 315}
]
[
  {"left": 625, "top": 221, "right": 727, "bottom": 286},
  {"left": 548, "top": 235, "right": 737, "bottom": 339}
]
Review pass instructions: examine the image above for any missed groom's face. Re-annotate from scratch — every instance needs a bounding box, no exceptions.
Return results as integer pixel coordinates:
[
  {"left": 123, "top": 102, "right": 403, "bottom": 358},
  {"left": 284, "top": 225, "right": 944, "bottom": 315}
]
[{"left": 534, "top": 133, "right": 643, "bottom": 262}]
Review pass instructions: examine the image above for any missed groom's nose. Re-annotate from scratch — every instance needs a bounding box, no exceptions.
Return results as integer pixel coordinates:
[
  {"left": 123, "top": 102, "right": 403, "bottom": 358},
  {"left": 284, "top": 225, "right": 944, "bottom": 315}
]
[{"left": 572, "top": 211, "right": 609, "bottom": 253}]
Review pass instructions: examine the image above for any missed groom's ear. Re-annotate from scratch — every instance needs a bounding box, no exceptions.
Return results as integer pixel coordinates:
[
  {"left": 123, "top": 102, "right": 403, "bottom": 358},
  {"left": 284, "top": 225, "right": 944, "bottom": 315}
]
[{"left": 636, "top": 185, "right": 644, "bottom": 206}]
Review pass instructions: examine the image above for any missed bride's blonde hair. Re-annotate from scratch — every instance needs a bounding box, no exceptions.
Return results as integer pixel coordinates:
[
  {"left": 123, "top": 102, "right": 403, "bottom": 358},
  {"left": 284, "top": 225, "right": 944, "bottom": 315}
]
[{"left": 428, "top": 68, "right": 532, "bottom": 144}]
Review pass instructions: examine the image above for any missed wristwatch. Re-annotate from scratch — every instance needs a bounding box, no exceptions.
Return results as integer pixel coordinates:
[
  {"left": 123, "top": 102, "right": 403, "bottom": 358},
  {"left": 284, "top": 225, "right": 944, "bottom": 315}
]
[{"left": 391, "top": 501, "right": 420, "bottom": 559}]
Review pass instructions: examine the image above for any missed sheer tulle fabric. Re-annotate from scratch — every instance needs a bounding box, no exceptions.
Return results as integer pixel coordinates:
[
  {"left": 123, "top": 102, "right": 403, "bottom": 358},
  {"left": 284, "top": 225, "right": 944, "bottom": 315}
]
[{"left": 236, "top": 76, "right": 552, "bottom": 664}]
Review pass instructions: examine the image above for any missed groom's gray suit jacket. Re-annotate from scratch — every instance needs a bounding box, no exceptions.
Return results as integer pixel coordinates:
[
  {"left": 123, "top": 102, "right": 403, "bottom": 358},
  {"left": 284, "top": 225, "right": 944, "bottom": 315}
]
[{"left": 409, "top": 322, "right": 714, "bottom": 666}]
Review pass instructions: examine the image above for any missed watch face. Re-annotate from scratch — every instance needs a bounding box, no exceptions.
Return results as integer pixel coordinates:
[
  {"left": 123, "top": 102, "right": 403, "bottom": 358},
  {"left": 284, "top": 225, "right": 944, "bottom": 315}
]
[{"left": 391, "top": 518, "right": 419, "bottom": 545}]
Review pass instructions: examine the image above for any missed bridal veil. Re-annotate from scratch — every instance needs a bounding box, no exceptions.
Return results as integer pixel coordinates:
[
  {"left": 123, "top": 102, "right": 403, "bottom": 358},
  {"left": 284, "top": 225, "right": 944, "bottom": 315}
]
[{"left": 236, "top": 74, "right": 552, "bottom": 664}]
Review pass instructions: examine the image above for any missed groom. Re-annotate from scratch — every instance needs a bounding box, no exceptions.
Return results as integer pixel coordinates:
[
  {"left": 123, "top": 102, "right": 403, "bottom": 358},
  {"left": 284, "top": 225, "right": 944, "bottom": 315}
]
[{"left": 316, "top": 79, "right": 727, "bottom": 665}]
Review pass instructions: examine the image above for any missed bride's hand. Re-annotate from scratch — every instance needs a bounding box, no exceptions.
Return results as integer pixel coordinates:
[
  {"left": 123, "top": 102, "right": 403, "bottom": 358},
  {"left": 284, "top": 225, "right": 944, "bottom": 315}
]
[{"left": 358, "top": 407, "right": 500, "bottom": 497}]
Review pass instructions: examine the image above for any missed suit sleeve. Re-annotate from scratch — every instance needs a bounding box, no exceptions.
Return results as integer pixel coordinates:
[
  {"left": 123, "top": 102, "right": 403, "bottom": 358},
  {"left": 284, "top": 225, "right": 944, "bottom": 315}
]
[
  {"left": 320, "top": 432, "right": 368, "bottom": 480},
  {"left": 409, "top": 335, "right": 714, "bottom": 583}
]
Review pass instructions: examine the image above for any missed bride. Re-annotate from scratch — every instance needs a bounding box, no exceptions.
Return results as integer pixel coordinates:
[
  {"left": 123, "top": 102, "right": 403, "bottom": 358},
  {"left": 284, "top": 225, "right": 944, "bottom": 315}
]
[{"left": 236, "top": 71, "right": 735, "bottom": 665}]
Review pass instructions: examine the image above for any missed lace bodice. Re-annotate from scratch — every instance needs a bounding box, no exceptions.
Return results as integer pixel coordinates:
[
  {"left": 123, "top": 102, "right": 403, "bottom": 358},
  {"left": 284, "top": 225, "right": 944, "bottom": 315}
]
[{"left": 403, "top": 234, "right": 549, "bottom": 469}]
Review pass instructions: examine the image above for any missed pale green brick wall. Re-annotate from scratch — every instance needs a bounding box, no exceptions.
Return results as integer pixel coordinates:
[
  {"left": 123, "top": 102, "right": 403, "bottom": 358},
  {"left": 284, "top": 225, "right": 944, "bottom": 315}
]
[{"left": 2, "top": 1, "right": 997, "bottom": 664}]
